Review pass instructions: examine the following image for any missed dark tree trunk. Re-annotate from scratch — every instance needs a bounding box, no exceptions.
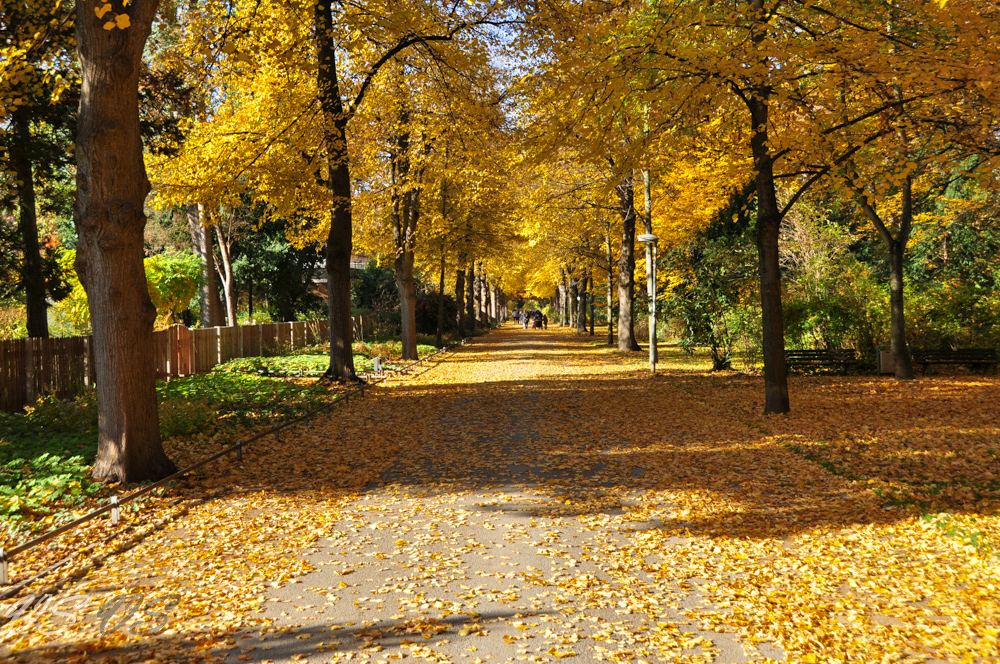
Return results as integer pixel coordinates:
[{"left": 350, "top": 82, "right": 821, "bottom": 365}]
[
  {"left": 606, "top": 234, "right": 615, "bottom": 346},
  {"left": 465, "top": 262, "right": 476, "bottom": 333},
  {"left": 455, "top": 267, "right": 466, "bottom": 334},
  {"left": 390, "top": 120, "right": 419, "bottom": 360},
  {"left": 747, "top": 94, "right": 790, "bottom": 414},
  {"left": 75, "top": 0, "right": 175, "bottom": 483},
  {"left": 743, "top": 0, "right": 789, "bottom": 414},
  {"left": 569, "top": 279, "right": 579, "bottom": 331},
  {"left": 436, "top": 252, "right": 445, "bottom": 347},
  {"left": 248, "top": 279, "right": 254, "bottom": 321},
  {"left": 186, "top": 203, "right": 224, "bottom": 327},
  {"left": 888, "top": 239, "right": 914, "bottom": 379},
  {"left": 317, "top": 3, "right": 357, "bottom": 381},
  {"left": 617, "top": 173, "right": 641, "bottom": 351},
  {"left": 857, "top": 177, "right": 915, "bottom": 380},
  {"left": 590, "top": 270, "right": 594, "bottom": 336},
  {"left": 11, "top": 108, "right": 48, "bottom": 338},
  {"left": 577, "top": 270, "right": 588, "bottom": 334}
]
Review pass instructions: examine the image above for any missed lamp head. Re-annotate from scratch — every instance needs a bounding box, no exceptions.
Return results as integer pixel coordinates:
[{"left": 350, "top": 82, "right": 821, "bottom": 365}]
[{"left": 637, "top": 234, "right": 659, "bottom": 244}]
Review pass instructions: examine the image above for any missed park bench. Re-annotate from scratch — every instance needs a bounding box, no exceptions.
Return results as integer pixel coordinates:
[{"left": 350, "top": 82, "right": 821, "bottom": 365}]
[
  {"left": 912, "top": 347, "right": 998, "bottom": 375},
  {"left": 785, "top": 348, "right": 858, "bottom": 374}
]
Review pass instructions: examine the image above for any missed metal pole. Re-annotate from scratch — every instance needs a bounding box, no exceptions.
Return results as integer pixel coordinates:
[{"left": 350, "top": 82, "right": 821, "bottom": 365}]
[{"left": 651, "top": 241, "right": 658, "bottom": 374}]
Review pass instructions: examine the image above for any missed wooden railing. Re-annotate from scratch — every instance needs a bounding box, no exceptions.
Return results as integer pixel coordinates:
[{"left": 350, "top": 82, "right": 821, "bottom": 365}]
[{"left": 0, "top": 317, "right": 370, "bottom": 413}]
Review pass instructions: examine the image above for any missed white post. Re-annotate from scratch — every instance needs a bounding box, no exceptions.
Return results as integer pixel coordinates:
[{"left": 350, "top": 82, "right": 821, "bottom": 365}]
[{"left": 651, "top": 241, "right": 658, "bottom": 374}]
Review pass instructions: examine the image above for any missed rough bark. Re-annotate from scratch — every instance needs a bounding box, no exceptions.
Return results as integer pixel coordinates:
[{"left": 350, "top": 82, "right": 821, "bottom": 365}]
[
  {"left": 569, "top": 279, "right": 579, "bottom": 330},
  {"left": 75, "top": 0, "right": 176, "bottom": 483},
  {"left": 606, "top": 234, "right": 615, "bottom": 346},
  {"left": 213, "top": 223, "right": 237, "bottom": 326},
  {"left": 617, "top": 173, "right": 641, "bottom": 352},
  {"left": 11, "top": 108, "right": 48, "bottom": 338},
  {"left": 559, "top": 267, "right": 569, "bottom": 326},
  {"left": 390, "top": 120, "right": 419, "bottom": 360},
  {"left": 186, "top": 203, "right": 224, "bottom": 327},
  {"left": 465, "top": 262, "right": 476, "bottom": 333},
  {"left": 456, "top": 267, "right": 466, "bottom": 334},
  {"left": 577, "top": 270, "right": 588, "bottom": 334},
  {"left": 590, "top": 270, "right": 594, "bottom": 336},
  {"left": 317, "top": 2, "right": 357, "bottom": 381},
  {"left": 475, "top": 262, "right": 488, "bottom": 327},
  {"left": 746, "top": 93, "right": 790, "bottom": 414},
  {"left": 436, "top": 252, "right": 446, "bottom": 347},
  {"left": 740, "top": 0, "right": 790, "bottom": 414}
]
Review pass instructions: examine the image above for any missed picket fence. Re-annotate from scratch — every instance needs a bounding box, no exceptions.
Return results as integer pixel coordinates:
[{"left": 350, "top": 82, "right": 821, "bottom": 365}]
[{"left": 0, "top": 317, "right": 369, "bottom": 413}]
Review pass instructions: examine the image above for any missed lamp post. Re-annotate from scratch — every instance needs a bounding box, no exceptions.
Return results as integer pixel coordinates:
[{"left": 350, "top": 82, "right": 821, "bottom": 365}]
[{"left": 637, "top": 233, "right": 659, "bottom": 374}]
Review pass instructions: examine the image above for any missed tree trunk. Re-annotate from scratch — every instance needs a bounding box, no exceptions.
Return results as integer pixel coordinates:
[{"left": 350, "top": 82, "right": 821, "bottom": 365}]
[
  {"left": 75, "top": 0, "right": 175, "bottom": 483},
  {"left": 248, "top": 279, "right": 254, "bottom": 321},
  {"left": 390, "top": 121, "right": 419, "bottom": 361},
  {"left": 856, "top": 177, "right": 915, "bottom": 380},
  {"left": 11, "top": 108, "right": 48, "bottom": 338},
  {"left": 317, "top": 2, "right": 357, "bottom": 381},
  {"left": 559, "top": 267, "right": 569, "bottom": 326},
  {"left": 456, "top": 267, "right": 466, "bottom": 334},
  {"left": 617, "top": 173, "right": 641, "bottom": 351},
  {"left": 590, "top": 270, "right": 594, "bottom": 336},
  {"left": 476, "top": 262, "right": 487, "bottom": 327},
  {"left": 436, "top": 252, "right": 446, "bottom": 347},
  {"left": 577, "top": 270, "right": 588, "bottom": 334},
  {"left": 642, "top": 169, "right": 657, "bottom": 364},
  {"left": 186, "top": 203, "right": 224, "bottom": 327},
  {"left": 569, "top": 278, "right": 579, "bottom": 331},
  {"left": 213, "top": 223, "right": 237, "bottom": 325},
  {"left": 888, "top": 238, "right": 914, "bottom": 379},
  {"left": 606, "top": 235, "right": 615, "bottom": 346},
  {"left": 465, "top": 262, "right": 476, "bottom": 333},
  {"left": 747, "top": 93, "right": 790, "bottom": 414}
]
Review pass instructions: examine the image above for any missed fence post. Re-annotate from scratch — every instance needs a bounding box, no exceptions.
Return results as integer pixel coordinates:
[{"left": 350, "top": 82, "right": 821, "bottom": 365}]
[
  {"left": 1, "top": 548, "right": 8, "bottom": 585},
  {"left": 236, "top": 440, "right": 243, "bottom": 461},
  {"left": 273, "top": 425, "right": 280, "bottom": 442},
  {"left": 111, "top": 496, "right": 120, "bottom": 525}
]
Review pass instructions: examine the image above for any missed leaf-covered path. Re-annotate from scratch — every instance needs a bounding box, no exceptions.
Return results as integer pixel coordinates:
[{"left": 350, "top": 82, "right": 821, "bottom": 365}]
[{"left": 6, "top": 327, "right": 1000, "bottom": 663}]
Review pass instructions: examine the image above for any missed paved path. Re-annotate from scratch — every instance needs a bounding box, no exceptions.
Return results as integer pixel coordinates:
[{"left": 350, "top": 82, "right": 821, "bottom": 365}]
[{"left": 224, "top": 328, "right": 784, "bottom": 664}]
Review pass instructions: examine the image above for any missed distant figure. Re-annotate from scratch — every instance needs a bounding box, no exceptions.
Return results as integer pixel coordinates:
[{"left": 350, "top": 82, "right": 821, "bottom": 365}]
[{"left": 542, "top": 314, "right": 548, "bottom": 329}]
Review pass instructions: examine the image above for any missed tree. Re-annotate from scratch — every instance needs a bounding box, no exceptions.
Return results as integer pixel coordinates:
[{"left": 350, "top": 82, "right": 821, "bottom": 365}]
[
  {"left": 75, "top": 0, "right": 176, "bottom": 482},
  {"left": 0, "top": 0, "right": 76, "bottom": 338}
]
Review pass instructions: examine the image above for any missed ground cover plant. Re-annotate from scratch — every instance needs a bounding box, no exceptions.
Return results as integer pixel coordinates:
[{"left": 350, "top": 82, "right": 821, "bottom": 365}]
[
  {"left": 213, "top": 339, "right": 441, "bottom": 375},
  {"left": 0, "top": 335, "right": 449, "bottom": 548}
]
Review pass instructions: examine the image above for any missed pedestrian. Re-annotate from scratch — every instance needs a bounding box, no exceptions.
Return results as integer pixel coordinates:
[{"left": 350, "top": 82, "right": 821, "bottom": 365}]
[{"left": 543, "top": 314, "right": 548, "bottom": 329}]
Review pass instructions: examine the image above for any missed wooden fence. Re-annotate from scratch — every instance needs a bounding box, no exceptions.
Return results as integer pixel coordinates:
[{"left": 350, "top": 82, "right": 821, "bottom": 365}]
[{"left": 0, "top": 317, "right": 369, "bottom": 413}]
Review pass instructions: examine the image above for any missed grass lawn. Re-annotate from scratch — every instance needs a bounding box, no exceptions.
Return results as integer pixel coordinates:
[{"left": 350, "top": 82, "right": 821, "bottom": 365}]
[{"left": 0, "top": 337, "right": 445, "bottom": 544}]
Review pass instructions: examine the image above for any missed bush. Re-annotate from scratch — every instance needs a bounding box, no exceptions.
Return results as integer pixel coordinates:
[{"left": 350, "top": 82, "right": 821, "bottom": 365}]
[{"left": 415, "top": 292, "right": 457, "bottom": 335}]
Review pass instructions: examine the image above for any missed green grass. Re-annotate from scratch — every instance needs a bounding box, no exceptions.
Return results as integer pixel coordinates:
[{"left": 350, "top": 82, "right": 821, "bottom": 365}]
[
  {"left": 0, "top": 336, "right": 454, "bottom": 540},
  {"left": 0, "top": 374, "right": 332, "bottom": 539},
  {"left": 213, "top": 340, "right": 440, "bottom": 376}
]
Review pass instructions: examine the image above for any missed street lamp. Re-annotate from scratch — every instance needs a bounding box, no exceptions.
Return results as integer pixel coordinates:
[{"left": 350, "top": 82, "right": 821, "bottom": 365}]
[{"left": 637, "top": 233, "right": 659, "bottom": 374}]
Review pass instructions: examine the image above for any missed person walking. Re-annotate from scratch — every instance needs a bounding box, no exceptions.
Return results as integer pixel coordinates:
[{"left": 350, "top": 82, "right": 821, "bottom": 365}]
[{"left": 542, "top": 314, "right": 548, "bottom": 329}]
